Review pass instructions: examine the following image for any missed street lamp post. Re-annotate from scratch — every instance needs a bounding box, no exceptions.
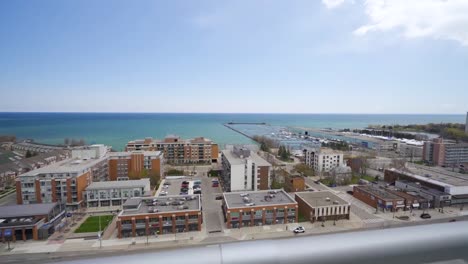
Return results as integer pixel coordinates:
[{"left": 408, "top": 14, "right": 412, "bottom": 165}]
[{"left": 98, "top": 215, "right": 102, "bottom": 249}]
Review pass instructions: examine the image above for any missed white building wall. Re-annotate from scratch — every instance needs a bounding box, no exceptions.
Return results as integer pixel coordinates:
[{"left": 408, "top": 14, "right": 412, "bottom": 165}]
[{"left": 230, "top": 163, "right": 245, "bottom": 192}]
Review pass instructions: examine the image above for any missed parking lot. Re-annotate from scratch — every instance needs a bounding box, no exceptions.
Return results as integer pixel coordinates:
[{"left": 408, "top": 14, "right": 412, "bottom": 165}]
[
  {"left": 156, "top": 176, "right": 225, "bottom": 233},
  {"left": 200, "top": 177, "right": 224, "bottom": 233}
]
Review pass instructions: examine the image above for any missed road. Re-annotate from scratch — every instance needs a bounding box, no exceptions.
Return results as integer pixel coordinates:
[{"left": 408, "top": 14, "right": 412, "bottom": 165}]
[{"left": 0, "top": 191, "right": 16, "bottom": 206}]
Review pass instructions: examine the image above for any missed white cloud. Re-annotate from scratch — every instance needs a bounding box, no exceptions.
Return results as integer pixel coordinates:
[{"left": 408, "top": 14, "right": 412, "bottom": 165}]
[
  {"left": 322, "top": 0, "right": 347, "bottom": 9},
  {"left": 353, "top": 0, "right": 468, "bottom": 46}
]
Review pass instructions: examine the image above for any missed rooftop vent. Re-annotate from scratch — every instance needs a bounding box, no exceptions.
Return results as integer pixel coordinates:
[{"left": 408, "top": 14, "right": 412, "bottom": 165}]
[
  {"left": 333, "top": 201, "right": 339, "bottom": 205},
  {"left": 178, "top": 205, "right": 189, "bottom": 210},
  {"left": 325, "top": 197, "right": 330, "bottom": 201}
]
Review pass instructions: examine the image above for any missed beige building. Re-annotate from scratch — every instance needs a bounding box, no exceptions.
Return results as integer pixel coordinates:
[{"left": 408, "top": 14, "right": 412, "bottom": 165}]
[{"left": 126, "top": 135, "right": 218, "bottom": 164}]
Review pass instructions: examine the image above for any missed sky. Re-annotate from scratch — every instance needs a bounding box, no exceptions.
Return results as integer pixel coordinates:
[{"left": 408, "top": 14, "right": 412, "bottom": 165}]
[{"left": 0, "top": 0, "right": 467, "bottom": 114}]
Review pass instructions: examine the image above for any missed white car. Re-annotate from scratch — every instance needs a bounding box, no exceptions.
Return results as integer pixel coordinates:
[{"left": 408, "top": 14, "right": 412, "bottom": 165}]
[{"left": 293, "top": 226, "right": 305, "bottom": 234}]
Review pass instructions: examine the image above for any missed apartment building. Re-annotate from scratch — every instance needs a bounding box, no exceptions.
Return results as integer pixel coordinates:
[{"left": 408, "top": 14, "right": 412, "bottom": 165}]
[
  {"left": 423, "top": 138, "right": 468, "bottom": 167},
  {"left": 222, "top": 189, "right": 297, "bottom": 228},
  {"left": 116, "top": 195, "right": 202, "bottom": 238},
  {"left": 16, "top": 145, "right": 109, "bottom": 209},
  {"left": 295, "top": 191, "right": 350, "bottom": 223},
  {"left": 353, "top": 185, "right": 405, "bottom": 212},
  {"left": 0, "top": 150, "right": 70, "bottom": 190},
  {"left": 221, "top": 146, "right": 271, "bottom": 192},
  {"left": 304, "top": 148, "right": 346, "bottom": 174},
  {"left": 84, "top": 179, "right": 151, "bottom": 207},
  {"left": 108, "top": 151, "right": 163, "bottom": 181},
  {"left": 125, "top": 135, "right": 218, "bottom": 164}
]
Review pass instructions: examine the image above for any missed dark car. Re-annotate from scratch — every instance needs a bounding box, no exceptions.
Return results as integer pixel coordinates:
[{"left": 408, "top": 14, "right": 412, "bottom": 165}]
[
  {"left": 346, "top": 191, "right": 354, "bottom": 195},
  {"left": 182, "top": 181, "right": 190, "bottom": 184},
  {"left": 215, "top": 195, "right": 223, "bottom": 200},
  {"left": 181, "top": 188, "right": 189, "bottom": 192},
  {"left": 420, "top": 213, "right": 431, "bottom": 219},
  {"left": 194, "top": 190, "right": 202, "bottom": 194},
  {"left": 449, "top": 219, "right": 457, "bottom": 222}
]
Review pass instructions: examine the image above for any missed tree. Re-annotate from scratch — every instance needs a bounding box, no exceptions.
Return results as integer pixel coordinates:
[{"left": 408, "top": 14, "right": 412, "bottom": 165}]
[
  {"left": 146, "top": 171, "right": 160, "bottom": 188},
  {"left": 293, "top": 164, "right": 315, "bottom": 177},
  {"left": 25, "top": 150, "right": 33, "bottom": 158}
]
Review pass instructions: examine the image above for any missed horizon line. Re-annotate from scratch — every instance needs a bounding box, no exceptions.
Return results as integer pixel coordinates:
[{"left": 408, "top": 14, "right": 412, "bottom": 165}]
[{"left": 0, "top": 111, "right": 465, "bottom": 115}]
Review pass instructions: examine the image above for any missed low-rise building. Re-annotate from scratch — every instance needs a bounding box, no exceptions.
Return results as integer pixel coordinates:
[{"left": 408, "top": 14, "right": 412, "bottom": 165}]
[
  {"left": 295, "top": 191, "right": 351, "bottom": 223},
  {"left": 284, "top": 175, "right": 305, "bottom": 192},
  {"left": 395, "top": 180, "right": 451, "bottom": 208},
  {"left": 0, "top": 203, "right": 64, "bottom": 241},
  {"left": 84, "top": 179, "right": 151, "bottom": 207},
  {"left": 353, "top": 185, "right": 405, "bottom": 212},
  {"left": 221, "top": 146, "right": 271, "bottom": 192},
  {"left": 222, "top": 189, "right": 297, "bottom": 228},
  {"left": 304, "top": 148, "right": 345, "bottom": 175},
  {"left": 108, "top": 151, "right": 163, "bottom": 181},
  {"left": 116, "top": 195, "right": 202, "bottom": 238},
  {"left": 384, "top": 188, "right": 429, "bottom": 210}
]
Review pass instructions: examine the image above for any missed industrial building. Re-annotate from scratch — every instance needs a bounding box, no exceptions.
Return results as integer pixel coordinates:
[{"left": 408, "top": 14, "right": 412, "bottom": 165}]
[
  {"left": 395, "top": 180, "right": 452, "bottom": 208},
  {"left": 295, "top": 191, "right": 350, "bottom": 223},
  {"left": 222, "top": 189, "right": 297, "bottom": 228},
  {"left": 107, "top": 151, "right": 163, "bottom": 181},
  {"left": 384, "top": 167, "right": 468, "bottom": 205},
  {"left": 221, "top": 146, "right": 271, "bottom": 192},
  {"left": 125, "top": 135, "right": 218, "bottom": 164},
  {"left": 0, "top": 203, "right": 64, "bottom": 241},
  {"left": 116, "top": 195, "right": 202, "bottom": 238},
  {"left": 84, "top": 179, "right": 151, "bottom": 207},
  {"left": 353, "top": 185, "right": 405, "bottom": 212}
]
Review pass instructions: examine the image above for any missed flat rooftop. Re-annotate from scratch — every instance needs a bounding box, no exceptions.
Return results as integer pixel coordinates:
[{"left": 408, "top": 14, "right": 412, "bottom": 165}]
[
  {"left": 402, "top": 165, "right": 468, "bottom": 187},
  {"left": 221, "top": 149, "right": 270, "bottom": 167},
  {"left": 223, "top": 189, "right": 296, "bottom": 209},
  {"left": 397, "top": 180, "right": 450, "bottom": 196},
  {"left": 295, "top": 191, "right": 350, "bottom": 207},
  {"left": 86, "top": 179, "right": 150, "bottom": 190},
  {"left": 20, "top": 156, "right": 107, "bottom": 176},
  {"left": 355, "top": 185, "right": 403, "bottom": 200},
  {"left": 119, "top": 195, "right": 201, "bottom": 216},
  {"left": 108, "top": 151, "right": 162, "bottom": 157},
  {"left": 0, "top": 203, "right": 58, "bottom": 218}
]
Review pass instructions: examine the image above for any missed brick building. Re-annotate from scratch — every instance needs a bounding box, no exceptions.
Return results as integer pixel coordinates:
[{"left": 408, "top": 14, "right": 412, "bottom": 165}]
[
  {"left": 116, "top": 195, "right": 201, "bottom": 238},
  {"left": 295, "top": 191, "right": 350, "bottom": 223},
  {"left": 108, "top": 151, "right": 163, "bottom": 181},
  {"left": 284, "top": 175, "right": 305, "bottom": 192},
  {"left": 125, "top": 135, "right": 218, "bottom": 164},
  {"left": 222, "top": 189, "right": 297, "bottom": 228},
  {"left": 353, "top": 185, "right": 405, "bottom": 212}
]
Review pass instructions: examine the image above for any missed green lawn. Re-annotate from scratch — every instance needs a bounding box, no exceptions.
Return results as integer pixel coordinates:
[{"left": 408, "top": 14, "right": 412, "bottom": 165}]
[
  {"left": 74, "top": 215, "right": 114, "bottom": 233},
  {"left": 361, "top": 175, "right": 376, "bottom": 182}
]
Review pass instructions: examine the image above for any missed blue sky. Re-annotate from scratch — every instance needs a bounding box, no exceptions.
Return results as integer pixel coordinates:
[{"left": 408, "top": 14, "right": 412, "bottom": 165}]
[{"left": 1, "top": 0, "right": 467, "bottom": 114}]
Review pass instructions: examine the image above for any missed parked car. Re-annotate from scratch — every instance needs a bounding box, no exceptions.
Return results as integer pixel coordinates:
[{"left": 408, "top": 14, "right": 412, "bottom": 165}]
[
  {"left": 163, "top": 182, "right": 171, "bottom": 186},
  {"left": 194, "top": 190, "right": 202, "bottom": 194},
  {"left": 194, "top": 180, "right": 202, "bottom": 185},
  {"left": 182, "top": 181, "right": 190, "bottom": 184},
  {"left": 181, "top": 188, "right": 188, "bottom": 192},
  {"left": 449, "top": 219, "right": 457, "bottom": 222},
  {"left": 420, "top": 213, "right": 431, "bottom": 219},
  {"left": 215, "top": 195, "right": 223, "bottom": 200},
  {"left": 346, "top": 191, "right": 354, "bottom": 195},
  {"left": 293, "top": 226, "right": 305, "bottom": 234}
]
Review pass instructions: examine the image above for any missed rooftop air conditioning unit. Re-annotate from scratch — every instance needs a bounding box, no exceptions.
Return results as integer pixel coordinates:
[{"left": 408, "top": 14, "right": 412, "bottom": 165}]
[{"left": 325, "top": 197, "right": 331, "bottom": 201}]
